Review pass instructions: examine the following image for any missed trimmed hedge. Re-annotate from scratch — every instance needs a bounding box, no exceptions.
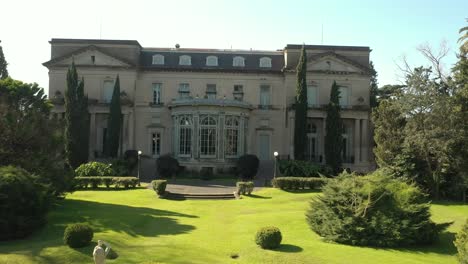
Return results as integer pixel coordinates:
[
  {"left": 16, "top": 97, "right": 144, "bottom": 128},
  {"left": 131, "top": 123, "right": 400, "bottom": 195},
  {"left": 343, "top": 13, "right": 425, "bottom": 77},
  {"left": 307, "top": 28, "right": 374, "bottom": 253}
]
[
  {"left": 278, "top": 160, "right": 321, "bottom": 177},
  {"left": 236, "top": 181, "right": 254, "bottom": 195},
  {"left": 74, "top": 177, "right": 138, "bottom": 189},
  {"left": 455, "top": 219, "right": 468, "bottom": 264},
  {"left": 151, "top": 180, "right": 167, "bottom": 196},
  {"left": 271, "top": 177, "right": 327, "bottom": 190},
  {"left": 63, "top": 223, "right": 93, "bottom": 248},
  {"left": 255, "top": 226, "right": 282, "bottom": 249}
]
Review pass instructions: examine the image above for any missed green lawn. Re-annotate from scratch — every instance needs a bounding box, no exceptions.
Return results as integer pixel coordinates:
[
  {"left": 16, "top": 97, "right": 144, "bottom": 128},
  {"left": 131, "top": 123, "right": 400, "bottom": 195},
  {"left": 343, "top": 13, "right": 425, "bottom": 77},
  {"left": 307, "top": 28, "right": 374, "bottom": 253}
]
[{"left": 0, "top": 186, "right": 466, "bottom": 264}]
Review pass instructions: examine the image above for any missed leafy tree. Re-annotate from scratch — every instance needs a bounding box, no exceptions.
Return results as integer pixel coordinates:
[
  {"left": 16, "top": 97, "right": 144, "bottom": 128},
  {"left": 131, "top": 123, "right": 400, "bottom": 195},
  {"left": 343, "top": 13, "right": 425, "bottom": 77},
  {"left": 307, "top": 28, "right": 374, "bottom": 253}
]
[
  {"left": 105, "top": 75, "right": 122, "bottom": 157},
  {"left": 65, "top": 61, "right": 89, "bottom": 169},
  {"left": 294, "top": 45, "right": 308, "bottom": 160},
  {"left": 0, "top": 40, "right": 8, "bottom": 79},
  {"left": 369, "top": 61, "right": 379, "bottom": 108},
  {"left": 325, "top": 81, "right": 343, "bottom": 173},
  {"left": 0, "top": 78, "right": 71, "bottom": 196}
]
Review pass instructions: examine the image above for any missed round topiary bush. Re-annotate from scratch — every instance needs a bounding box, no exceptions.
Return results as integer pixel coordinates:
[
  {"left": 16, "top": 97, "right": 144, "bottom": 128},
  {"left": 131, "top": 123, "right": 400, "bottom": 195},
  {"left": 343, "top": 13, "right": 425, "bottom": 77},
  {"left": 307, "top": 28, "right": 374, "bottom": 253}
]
[
  {"left": 75, "top": 162, "right": 115, "bottom": 176},
  {"left": 63, "top": 223, "right": 94, "bottom": 248},
  {"left": 454, "top": 219, "right": 468, "bottom": 264},
  {"left": 236, "top": 154, "right": 259, "bottom": 180},
  {"left": 156, "top": 155, "right": 179, "bottom": 178},
  {"left": 306, "top": 169, "right": 451, "bottom": 247},
  {"left": 0, "top": 166, "right": 50, "bottom": 240},
  {"left": 255, "top": 226, "right": 282, "bottom": 249}
]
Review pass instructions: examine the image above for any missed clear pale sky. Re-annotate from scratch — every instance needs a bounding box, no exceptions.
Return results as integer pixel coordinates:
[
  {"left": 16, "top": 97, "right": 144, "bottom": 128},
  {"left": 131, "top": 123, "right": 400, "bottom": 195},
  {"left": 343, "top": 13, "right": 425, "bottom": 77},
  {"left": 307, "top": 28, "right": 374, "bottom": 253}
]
[{"left": 1, "top": 0, "right": 466, "bottom": 94}]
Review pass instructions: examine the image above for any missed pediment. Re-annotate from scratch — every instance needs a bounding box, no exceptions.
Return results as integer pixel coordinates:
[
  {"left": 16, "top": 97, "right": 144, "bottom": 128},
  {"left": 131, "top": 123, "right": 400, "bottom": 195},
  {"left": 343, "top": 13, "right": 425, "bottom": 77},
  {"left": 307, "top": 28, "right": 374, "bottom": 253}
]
[
  {"left": 306, "top": 52, "right": 369, "bottom": 74},
  {"left": 43, "top": 45, "right": 133, "bottom": 68}
]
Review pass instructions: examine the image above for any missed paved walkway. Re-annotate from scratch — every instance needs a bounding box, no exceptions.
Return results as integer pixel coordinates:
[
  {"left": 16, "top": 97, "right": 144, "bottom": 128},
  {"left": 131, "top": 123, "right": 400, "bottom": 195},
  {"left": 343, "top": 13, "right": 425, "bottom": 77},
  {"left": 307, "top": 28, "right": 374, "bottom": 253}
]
[{"left": 148, "top": 179, "right": 264, "bottom": 194}]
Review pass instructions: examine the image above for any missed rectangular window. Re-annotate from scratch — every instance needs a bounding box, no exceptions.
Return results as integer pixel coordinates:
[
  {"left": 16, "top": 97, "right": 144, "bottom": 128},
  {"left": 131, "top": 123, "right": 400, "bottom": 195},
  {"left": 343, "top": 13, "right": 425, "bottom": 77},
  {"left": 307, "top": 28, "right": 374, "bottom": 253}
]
[
  {"left": 259, "top": 85, "right": 270, "bottom": 108},
  {"left": 179, "top": 127, "right": 192, "bottom": 155},
  {"left": 206, "top": 84, "right": 216, "bottom": 99},
  {"left": 339, "top": 86, "right": 349, "bottom": 107},
  {"left": 103, "top": 80, "right": 114, "bottom": 103},
  {"left": 233, "top": 85, "right": 244, "bottom": 101},
  {"left": 307, "top": 85, "right": 317, "bottom": 106},
  {"left": 152, "top": 132, "right": 161, "bottom": 156},
  {"left": 178, "top": 83, "right": 190, "bottom": 99},
  {"left": 152, "top": 83, "right": 162, "bottom": 104}
]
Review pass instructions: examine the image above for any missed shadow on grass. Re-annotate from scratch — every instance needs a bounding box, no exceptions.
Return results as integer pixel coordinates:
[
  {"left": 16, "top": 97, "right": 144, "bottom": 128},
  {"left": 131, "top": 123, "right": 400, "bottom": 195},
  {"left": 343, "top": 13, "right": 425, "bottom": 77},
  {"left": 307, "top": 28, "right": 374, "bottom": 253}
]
[
  {"left": 392, "top": 231, "right": 457, "bottom": 256},
  {"left": 247, "top": 194, "right": 272, "bottom": 199},
  {"left": 274, "top": 244, "right": 303, "bottom": 253},
  {"left": 0, "top": 198, "right": 197, "bottom": 260}
]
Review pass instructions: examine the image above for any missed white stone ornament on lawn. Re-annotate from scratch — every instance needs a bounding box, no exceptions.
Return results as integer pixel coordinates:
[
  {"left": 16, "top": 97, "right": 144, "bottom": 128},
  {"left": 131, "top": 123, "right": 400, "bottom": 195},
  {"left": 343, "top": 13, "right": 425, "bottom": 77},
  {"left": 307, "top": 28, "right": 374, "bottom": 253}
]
[{"left": 93, "top": 240, "right": 111, "bottom": 264}]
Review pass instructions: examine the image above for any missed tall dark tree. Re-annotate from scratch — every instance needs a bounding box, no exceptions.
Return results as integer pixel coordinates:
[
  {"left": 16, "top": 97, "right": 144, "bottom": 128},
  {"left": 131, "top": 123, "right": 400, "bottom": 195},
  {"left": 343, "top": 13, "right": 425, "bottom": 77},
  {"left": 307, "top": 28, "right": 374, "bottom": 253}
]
[
  {"left": 294, "top": 45, "right": 308, "bottom": 160},
  {"left": 65, "top": 61, "right": 89, "bottom": 169},
  {"left": 369, "top": 61, "right": 379, "bottom": 108},
  {"left": 105, "top": 75, "right": 122, "bottom": 157},
  {"left": 0, "top": 41, "right": 8, "bottom": 79},
  {"left": 325, "top": 81, "right": 343, "bottom": 173}
]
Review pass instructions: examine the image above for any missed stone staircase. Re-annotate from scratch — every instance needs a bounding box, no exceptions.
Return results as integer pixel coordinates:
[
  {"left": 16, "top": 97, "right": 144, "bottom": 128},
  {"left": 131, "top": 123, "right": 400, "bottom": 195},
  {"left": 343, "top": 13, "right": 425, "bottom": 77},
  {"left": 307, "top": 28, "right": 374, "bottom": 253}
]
[{"left": 164, "top": 191, "right": 236, "bottom": 200}]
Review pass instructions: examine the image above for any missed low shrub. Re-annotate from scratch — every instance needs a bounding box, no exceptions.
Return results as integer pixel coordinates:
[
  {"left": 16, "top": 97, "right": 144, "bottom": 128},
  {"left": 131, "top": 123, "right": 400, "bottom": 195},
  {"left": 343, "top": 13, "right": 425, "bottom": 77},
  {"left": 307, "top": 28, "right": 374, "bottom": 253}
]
[
  {"left": 237, "top": 154, "right": 259, "bottom": 180},
  {"left": 156, "top": 155, "right": 179, "bottom": 178},
  {"left": 89, "top": 177, "right": 102, "bottom": 189},
  {"left": 306, "top": 169, "right": 451, "bottom": 247},
  {"left": 63, "top": 223, "right": 93, "bottom": 248},
  {"left": 102, "top": 177, "right": 113, "bottom": 188},
  {"left": 454, "top": 219, "right": 468, "bottom": 264},
  {"left": 255, "top": 226, "right": 282, "bottom": 249},
  {"left": 75, "top": 162, "right": 115, "bottom": 176},
  {"left": 272, "top": 177, "right": 326, "bottom": 190},
  {"left": 278, "top": 160, "right": 321, "bottom": 177},
  {"left": 0, "top": 166, "right": 50, "bottom": 240},
  {"left": 113, "top": 177, "right": 138, "bottom": 189},
  {"left": 236, "top": 181, "right": 254, "bottom": 195},
  {"left": 151, "top": 180, "right": 167, "bottom": 196}
]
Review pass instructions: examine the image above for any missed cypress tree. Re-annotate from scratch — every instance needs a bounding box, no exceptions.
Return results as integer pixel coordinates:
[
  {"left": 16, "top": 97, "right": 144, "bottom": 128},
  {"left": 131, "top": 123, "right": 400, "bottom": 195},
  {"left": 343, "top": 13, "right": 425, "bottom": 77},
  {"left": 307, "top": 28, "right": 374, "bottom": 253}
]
[
  {"left": 294, "top": 45, "right": 308, "bottom": 160},
  {"left": 105, "top": 75, "right": 122, "bottom": 158},
  {"left": 0, "top": 41, "right": 8, "bottom": 79},
  {"left": 325, "top": 81, "right": 343, "bottom": 173},
  {"left": 65, "top": 61, "right": 89, "bottom": 169}
]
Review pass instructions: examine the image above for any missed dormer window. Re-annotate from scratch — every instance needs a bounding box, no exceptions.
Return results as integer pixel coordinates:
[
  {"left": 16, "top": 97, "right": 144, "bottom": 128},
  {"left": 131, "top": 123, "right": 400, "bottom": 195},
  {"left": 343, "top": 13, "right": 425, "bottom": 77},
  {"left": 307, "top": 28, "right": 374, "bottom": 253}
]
[
  {"left": 152, "top": 54, "right": 164, "bottom": 65},
  {"left": 206, "top": 56, "right": 218, "bottom": 66},
  {"left": 233, "top": 56, "right": 245, "bottom": 67},
  {"left": 259, "top": 57, "right": 272, "bottom": 68},
  {"left": 179, "top": 55, "right": 191, "bottom": 66}
]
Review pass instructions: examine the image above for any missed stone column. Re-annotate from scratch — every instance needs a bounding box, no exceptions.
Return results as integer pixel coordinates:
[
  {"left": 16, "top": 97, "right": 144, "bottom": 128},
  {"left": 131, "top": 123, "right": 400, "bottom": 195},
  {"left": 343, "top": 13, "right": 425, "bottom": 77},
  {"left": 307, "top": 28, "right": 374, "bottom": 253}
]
[
  {"left": 193, "top": 114, "right": 199, "bottom": 159},
  {"left": 122, "top": 113, "right": 128, "bottom": 153},
  {"left": 289, "top": 116, "right": 295, "bottom": 159},
  {"left": 239, "top": 116, "right": 245, "bottom": 155},
  {"left": 89, "top": 112, "right": 96, "bottom": 159},
  {"left": 361, "top": 119, "right": 369, "bottom": 162},
  {"left": 218, "top": 114, "right": 225, "bottom": 160},
  {"left": 322, "top": 118, "right": 326, "bottom": 164},
  {"left": 128, "top": 112, "right": 134, "bottom": 149},
  {"left": 354, "top": 119, "right": 361, "bottom": 164}
]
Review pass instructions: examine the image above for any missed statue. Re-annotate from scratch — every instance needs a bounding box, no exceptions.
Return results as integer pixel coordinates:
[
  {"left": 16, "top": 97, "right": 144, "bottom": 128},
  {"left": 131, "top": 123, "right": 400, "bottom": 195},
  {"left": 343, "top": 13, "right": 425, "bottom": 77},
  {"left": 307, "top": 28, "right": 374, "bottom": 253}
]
[{"left": 93, "top": 240, "right": 111, "bottom": 264}]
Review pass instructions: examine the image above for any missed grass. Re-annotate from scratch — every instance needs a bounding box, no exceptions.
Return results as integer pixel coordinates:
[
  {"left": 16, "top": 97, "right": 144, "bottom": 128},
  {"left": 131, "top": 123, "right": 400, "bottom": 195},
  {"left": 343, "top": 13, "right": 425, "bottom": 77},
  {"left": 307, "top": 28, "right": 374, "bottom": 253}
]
[{"left": 0, "top": 186, "right": 467, "bottom": 264}]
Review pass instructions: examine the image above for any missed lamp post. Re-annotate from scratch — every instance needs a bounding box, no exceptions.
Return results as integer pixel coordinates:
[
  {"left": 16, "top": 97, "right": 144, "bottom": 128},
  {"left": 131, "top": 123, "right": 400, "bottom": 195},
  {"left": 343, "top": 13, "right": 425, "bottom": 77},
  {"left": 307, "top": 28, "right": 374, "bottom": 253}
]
[
  {"left": 137, "top": 150, "right": 142, "bottom": 184},
  {"left": 273, "top": 151, "right": 279, "bottom": 179}
]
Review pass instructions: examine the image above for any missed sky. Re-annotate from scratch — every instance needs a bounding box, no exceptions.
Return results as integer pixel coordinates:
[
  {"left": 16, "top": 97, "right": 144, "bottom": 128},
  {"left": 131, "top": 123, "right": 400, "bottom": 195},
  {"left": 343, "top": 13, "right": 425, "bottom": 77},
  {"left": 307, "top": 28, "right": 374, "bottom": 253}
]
[{"left": 1, "top": 0, "right": 467, "bottom": 95}]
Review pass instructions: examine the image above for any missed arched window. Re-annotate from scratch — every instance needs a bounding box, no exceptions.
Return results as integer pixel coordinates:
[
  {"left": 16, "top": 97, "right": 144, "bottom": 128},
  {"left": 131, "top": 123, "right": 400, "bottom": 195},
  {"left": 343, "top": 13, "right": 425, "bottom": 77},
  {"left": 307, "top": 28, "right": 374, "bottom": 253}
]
[
  {"left": 206, "top": 56, "right": 218, "bottom": 66},
  {"left": 225, "top": 116, "right": 240, "bottom": 157},
  {"left": 179, "top": 55, "right": 191, "bottom": 66},
  {"left": 152, "top": 54, "right": 164, "bottom": 65},
  {"left": 200, "top": 115, "right": 217, "bottom": 157},
  {"left": 179, "top": 115, "right": 192, "bottom": 156},
  {"left": 259, "top": 57, "right": 272, "bottom": 68},
  {"left": 233, "top": 56, "right": 245, "bottom": 67}
]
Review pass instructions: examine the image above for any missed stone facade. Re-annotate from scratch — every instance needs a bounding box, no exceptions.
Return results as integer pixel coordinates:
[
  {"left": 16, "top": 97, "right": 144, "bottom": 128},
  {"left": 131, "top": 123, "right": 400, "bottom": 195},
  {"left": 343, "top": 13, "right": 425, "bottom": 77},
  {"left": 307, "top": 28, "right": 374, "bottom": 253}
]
[{"left": 44, "top": 38, "right": 375, "bottom": 173}]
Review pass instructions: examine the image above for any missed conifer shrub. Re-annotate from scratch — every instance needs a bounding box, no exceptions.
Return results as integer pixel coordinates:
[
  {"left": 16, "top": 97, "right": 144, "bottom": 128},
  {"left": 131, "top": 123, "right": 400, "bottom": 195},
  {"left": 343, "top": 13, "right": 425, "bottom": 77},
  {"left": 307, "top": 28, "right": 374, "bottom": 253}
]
[
  {"left": 255, "top": 226, "right": 282, "bottom": 249},
  {"left": 156, "top": 155, "right": 179, "bottom": 178},
  {"left": 236, "top": 154, "right": 259, "bottom": 180},
  {"left": 455, "top": 219, "right": 468, "bottom": 264},
  {"left": 306, "top": 170, "right": 451, "bottom": 247},
  {"left": 63, "top": 223, "right": 93, "bottom": 248},
  {"left": 0, "top": 166, "right": 50, "bottom": 240}
]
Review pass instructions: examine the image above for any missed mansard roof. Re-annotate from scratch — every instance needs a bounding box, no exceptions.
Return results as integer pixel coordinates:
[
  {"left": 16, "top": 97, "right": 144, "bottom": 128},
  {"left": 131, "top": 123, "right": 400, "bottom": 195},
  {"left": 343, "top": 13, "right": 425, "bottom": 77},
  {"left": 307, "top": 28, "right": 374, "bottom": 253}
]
[
  {"left": 286, "top": 44, "right": 370, "bottom": 52},
  {"left": 140, "top": 50, "right": 284, "bottom": 73}
]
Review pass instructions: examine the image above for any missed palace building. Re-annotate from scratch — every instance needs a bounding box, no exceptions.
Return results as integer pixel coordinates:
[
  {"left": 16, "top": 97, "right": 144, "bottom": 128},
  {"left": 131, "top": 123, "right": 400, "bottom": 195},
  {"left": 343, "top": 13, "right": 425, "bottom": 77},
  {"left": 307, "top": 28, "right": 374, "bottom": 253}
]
[{"left": 44, "top": 38, "right": 374, "bottom": 173}]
